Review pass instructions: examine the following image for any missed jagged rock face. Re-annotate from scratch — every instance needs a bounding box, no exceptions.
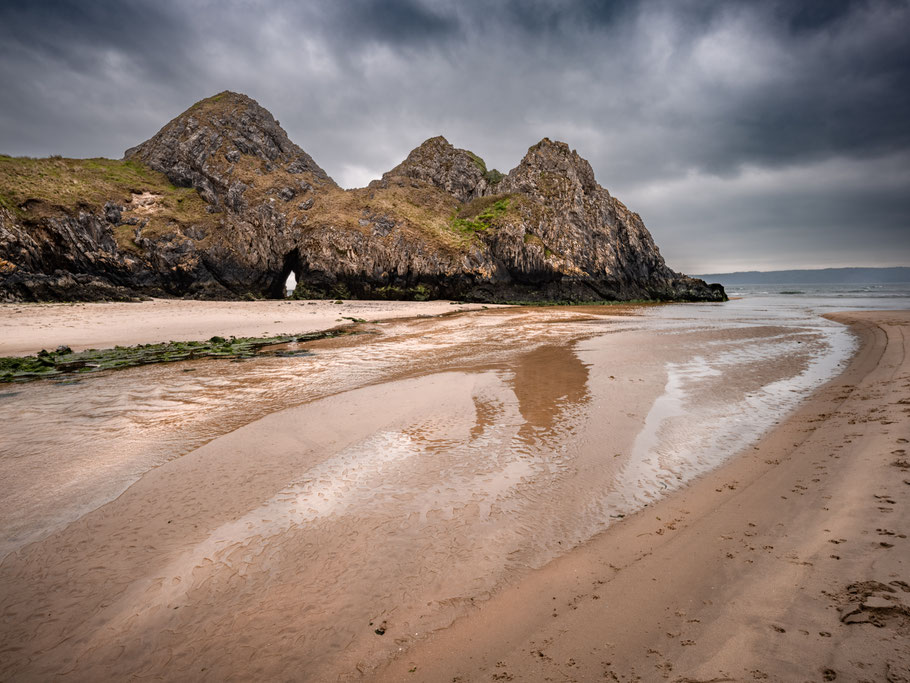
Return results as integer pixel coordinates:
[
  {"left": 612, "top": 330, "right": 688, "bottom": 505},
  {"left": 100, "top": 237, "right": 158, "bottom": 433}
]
[
  {"left": 0, "top": 207, "right": 134, "bottom": 301},
  {"left": 0, "top": 202, "right": 239, "bottom": 302},
  {"left": 499, "top": 138, "right": 598, "bottom": 198},
  {"left": 125, "top": 92, "right": 335, "bottom": 205},
  {"left": 373, "top": 136, "right": 495, "bottom": 203},
  {"left": 0, "top": 92, "right": 725, "bottom": 304},
  {"left": 482, "top": 138, "right": 693, "bottom": 300}
]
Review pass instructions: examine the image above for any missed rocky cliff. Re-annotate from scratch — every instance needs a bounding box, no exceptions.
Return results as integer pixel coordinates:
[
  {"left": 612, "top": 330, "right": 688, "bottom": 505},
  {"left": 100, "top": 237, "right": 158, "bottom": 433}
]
[{"left": 0, "top": 91, "right": 725, "bottom": 303}]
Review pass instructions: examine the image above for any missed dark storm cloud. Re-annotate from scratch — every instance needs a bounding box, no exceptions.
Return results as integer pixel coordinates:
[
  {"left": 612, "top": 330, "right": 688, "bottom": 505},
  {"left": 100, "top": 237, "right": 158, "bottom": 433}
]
[
  {"left": 324, "top": 0, "right": 460, "bottom": 45},
  {"left": 0, "top": 1, "right": 192, "bottom": 79},
  {"left": 779, "top": 0, "right": 866, "bottom": 33},
  {"left": 0, "top": 0, "right": 907, "bottom": 272}
]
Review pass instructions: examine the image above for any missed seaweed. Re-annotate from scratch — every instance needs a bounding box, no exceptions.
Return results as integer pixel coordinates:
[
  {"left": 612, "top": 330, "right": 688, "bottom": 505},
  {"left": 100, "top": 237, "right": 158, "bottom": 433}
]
[{"left": 0, "top": 330, "right": 354, "bottom": 383}]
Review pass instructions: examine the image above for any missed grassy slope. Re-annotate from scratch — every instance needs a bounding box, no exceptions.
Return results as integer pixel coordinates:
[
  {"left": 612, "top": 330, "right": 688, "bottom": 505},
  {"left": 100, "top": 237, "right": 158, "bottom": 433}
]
[{"left": 0, "top": 155, "right": 217, "bottom": 251}]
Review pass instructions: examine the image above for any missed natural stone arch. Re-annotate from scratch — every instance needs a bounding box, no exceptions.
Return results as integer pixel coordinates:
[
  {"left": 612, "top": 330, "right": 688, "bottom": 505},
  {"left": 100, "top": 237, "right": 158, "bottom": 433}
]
[{"left": 268, "top": 248, "right": 303, "bottom": 299}]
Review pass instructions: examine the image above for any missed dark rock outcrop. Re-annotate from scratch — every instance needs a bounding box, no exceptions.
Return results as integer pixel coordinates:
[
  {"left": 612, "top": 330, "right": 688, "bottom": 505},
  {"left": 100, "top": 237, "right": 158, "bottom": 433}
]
[{"left": 0, "top": 91, "right": 725, "bottom": 303}]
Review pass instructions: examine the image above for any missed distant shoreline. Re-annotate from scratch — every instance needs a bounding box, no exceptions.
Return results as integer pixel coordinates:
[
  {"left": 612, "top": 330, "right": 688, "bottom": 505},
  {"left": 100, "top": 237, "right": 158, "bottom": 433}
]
[{"left": 695, "top": 265, "right": 910, "bottom": 285}]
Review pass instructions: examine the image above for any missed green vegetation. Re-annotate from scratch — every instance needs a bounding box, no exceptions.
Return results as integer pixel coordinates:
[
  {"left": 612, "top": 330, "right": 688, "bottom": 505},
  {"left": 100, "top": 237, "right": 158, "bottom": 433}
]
[
  {"left": 288, "top": 281, "right": 356, "bottom": 301},
  {"left": 0, "top": 330, "right": 354, "bottom": 383},
  {"left": 464, "top": 151, "right": 503, "bottom": 185},
  {"left": 465, "top": 151, "right": 486, "bottom": 174},
  {"left": 484, "top": 169, "right": 504, "bottom": 185},
  {"left": 289, "top": 283, "right": 324, "bottom": 299},
  {"left": 338, "top": 183, "right": 467, "bottom": 252},
  {"left": 330, "top": 282, "right": 352, "bottom": 299},
  {"left": 450, "top": 197, "right": 511, "bottom": 235}
]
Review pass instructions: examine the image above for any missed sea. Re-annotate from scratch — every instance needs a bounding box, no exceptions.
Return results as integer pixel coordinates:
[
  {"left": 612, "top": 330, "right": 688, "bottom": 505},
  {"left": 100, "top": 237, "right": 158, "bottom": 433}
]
[{"left": 723, "top": 281, "right": 910, "bottom": 307}]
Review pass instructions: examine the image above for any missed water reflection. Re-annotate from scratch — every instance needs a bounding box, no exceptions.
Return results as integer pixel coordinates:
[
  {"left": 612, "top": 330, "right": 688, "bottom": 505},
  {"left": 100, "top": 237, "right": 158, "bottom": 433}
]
[{"left": 507, "top": 344, "right": 590, "bottom": 442}]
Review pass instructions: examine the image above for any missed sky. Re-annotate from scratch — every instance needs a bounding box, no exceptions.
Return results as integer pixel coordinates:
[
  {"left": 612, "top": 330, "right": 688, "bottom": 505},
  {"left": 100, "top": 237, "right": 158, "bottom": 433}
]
[{"left": 0, "top": 0, "right": 908, "bottom": 273}]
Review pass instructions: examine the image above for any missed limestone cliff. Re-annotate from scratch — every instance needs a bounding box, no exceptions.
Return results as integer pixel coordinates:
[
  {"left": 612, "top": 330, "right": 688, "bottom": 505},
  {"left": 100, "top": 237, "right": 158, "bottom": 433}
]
[{"left": 0, "top": 91, "right": 725, "bottom": 303}]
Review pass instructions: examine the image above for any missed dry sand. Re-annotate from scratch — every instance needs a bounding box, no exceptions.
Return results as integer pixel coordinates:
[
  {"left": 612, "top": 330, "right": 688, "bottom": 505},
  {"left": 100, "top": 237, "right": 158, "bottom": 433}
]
[
  {"left": 0, "top": 298, "right": 498, "bottom": 356},
  {"left": 378, "top": 310, "right": 910, "bottom": 682}
]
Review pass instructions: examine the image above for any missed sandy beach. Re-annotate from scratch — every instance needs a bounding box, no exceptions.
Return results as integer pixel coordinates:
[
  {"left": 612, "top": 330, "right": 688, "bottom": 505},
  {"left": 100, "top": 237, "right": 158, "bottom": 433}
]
[
  {"left": 0, "top": 298, "right": 498, "bottom": 356},
  {"left": 0, "top": 303, "right": 907, "bottom": 681},
  {"left": 379, "top": 310, "right": 910, "bottom": 682}
]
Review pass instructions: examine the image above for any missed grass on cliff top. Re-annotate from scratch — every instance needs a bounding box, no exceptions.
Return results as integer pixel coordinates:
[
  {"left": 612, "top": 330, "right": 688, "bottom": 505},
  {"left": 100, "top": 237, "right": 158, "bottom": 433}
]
[
  {"left": 187, "top": 91, "right": 256, "bottom": 119},
  {"left": 0, "top": 155, "right": 216, "bottom": 250},
  {"left": 0, "top": 329, "right": 354, "bottom": 383}
]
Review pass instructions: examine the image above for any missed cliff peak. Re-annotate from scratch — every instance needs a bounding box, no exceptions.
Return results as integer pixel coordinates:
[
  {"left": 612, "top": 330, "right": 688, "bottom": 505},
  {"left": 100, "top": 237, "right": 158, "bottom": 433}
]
[
  {"left": 530, "top": 137, "right": 570, "bottom": 153},
  {"left": 375, "top": 136, "right": 503, "bottom": 203},
  {"left": 500, "top": 137, "right": 598, "bottom": 198},
  {"left": 124, "top": 92, "right": 335, "bottom": 204}
]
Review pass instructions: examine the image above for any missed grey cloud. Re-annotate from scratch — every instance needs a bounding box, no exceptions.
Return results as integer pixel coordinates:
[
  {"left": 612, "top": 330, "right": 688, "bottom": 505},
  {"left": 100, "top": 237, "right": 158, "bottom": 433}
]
[
  {"left": 0, "top": 0, "right": 907, "bottom": 272},
  {"left": 324, "top": 0, "right": 460, "bottom": 46}
]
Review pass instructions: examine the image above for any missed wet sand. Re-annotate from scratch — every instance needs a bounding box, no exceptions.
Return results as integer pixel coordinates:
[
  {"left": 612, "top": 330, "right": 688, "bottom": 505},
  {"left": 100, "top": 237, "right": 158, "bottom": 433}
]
[
  {"left": 1, "top": 305, "right": 655, "bottom": 680},
  {"left": 0, "top": 298, "right": 499, "bottom": 356},
  {"left": 379, "top": 310, "right": 910, "bottom": 682},
  {"left": 0, "top": 304, "right": 898, "bottom": 681}
]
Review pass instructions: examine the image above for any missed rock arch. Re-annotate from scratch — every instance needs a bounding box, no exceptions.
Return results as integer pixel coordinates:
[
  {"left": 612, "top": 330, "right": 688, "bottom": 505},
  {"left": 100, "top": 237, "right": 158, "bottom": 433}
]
[{"left": 268, "top": 248, "right": 303, "bottom": 299}]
